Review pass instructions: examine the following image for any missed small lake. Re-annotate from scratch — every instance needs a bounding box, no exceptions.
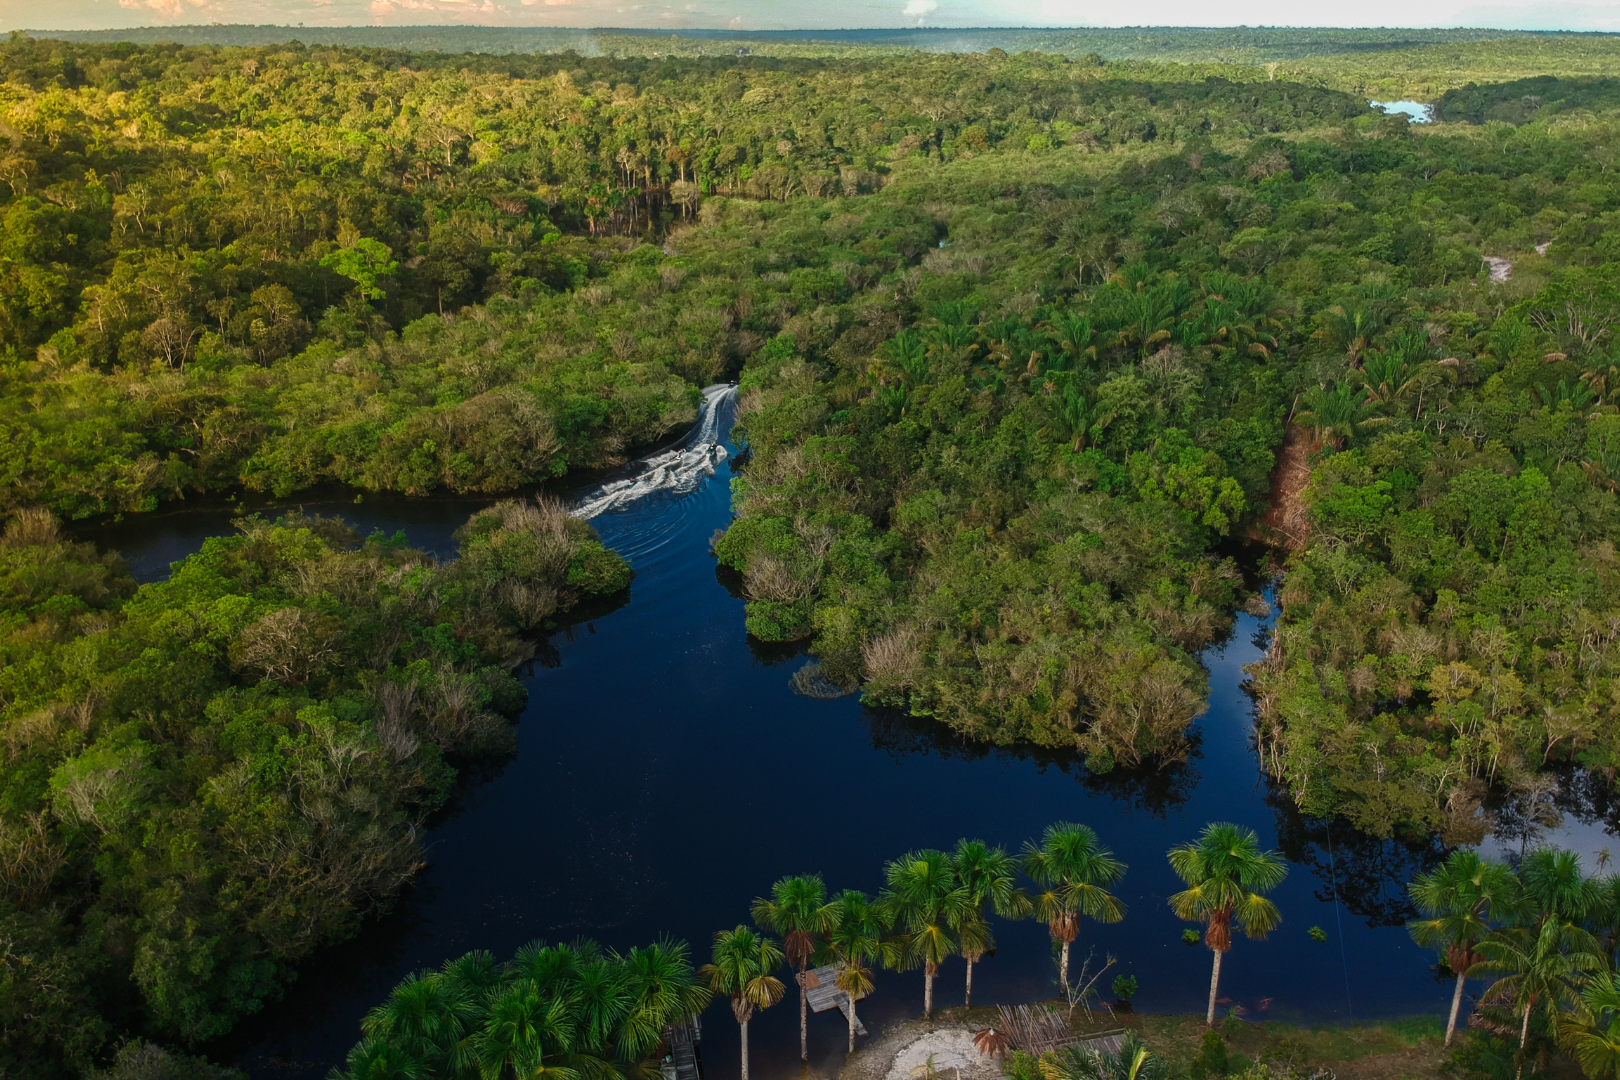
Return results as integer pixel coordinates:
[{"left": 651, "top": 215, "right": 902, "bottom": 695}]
[
  {"left": 1370, "top": 100, "right": 1434, "bottom": 123},
  {"left": 75, "top": 398, "right": 1614, "bottom": 1080}
]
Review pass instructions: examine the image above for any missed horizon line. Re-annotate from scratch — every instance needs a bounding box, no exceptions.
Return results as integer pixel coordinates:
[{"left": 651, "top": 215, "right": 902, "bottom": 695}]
[{"left": 17, "top": 22, "right": 1618, "bottom": 35}]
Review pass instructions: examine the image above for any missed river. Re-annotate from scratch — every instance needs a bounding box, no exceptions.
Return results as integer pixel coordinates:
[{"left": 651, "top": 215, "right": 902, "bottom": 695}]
[{"left": 72, "top": 392, "right": 1609, "bottom": 1080}]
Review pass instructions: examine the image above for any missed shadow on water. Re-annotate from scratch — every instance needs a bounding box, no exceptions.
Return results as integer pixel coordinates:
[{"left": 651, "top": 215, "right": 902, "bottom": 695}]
[
  {"left": 61, "top": 394, "right": 1620, "bottom": 1077},
  {"left": 1267, "top": 797, "right": 1447, "bottom": 930},
  {"left": 861, "top": 708, "right": 1202, "bottom": 819}
]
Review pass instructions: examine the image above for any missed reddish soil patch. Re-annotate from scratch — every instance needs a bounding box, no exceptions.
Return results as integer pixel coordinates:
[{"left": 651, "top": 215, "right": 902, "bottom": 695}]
[{"left": 1256, "top": 421, "right": 1316, "bottom": 551}]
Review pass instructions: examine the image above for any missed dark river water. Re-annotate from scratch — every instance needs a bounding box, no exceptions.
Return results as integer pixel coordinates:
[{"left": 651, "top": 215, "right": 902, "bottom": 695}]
[{"left": 73, "top": 398, "right": 1588, "bottom": 1080}]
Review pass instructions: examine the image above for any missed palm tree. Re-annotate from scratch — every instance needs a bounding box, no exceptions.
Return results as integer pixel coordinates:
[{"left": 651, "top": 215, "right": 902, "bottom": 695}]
[
  {"left": 617, "top": 938, "right": 712, "bottom": 1063},
  {"left": 341, "top": 940, "right": 707, "bottom": 1080},
  {"left": 1356, "top": 349, "right": 1421, "bottom": 416},
  {"left": 1293, "top": 383, "right": 1388, "bottom": 448},
  {"left": 1583, "top": 364, "right": 1620, "bottom": 406},
  {"left": 1407, "top": 851, "right": 1522, "bottom": 1046},
  {"left": 1561, "top": 969, "right": 1620, "bottom": 1080},
  {"left": 1587, "top": 874, "right": 1620, "bottom": 962},
  {"left": 826, "top": 889, "right": 894, "bottom": 1053},
  {"left": 1539, "top": 379, "right": 1599, "bottom": 412},
  {"left": 1040, "top": 311, "right": 1098, "bottom": 371},
  {"left": 701, "top": 927, "right": 785, "bottom": 1080},
  {"left": 1520, "top": 848, "right": 1602, "bottom": 927},
  {"left": 1043, "top": 375, "right": 1113, "bottom": 452},
  {"left": 1475, "top": 920, "right": 1603, "bottom": 1079},
  {"left": 442, "top": 950, "right": 503, "bottom": 1000},
  {"left": 1167, "top": 822, "right": 1286, "bottom": 1026},
  {"left": 950, "top": 840, "right": 1031, "bottom": 1006},
  {"left": 569, "top": 952, "right": 632, "bottom": 1059},
  {"left": 751, "top": 874, "right": 832, "bottom": 1063},
  {"left": 1037, "top": 1031, "right": 1167, "bottom": 1080},
  {"left": 472, "top": 985, "right": 576, "bottom": 1080},
  {"left": 881, "top": 849, "right": 965, "bottom": 1019},
  {"left": 1313, "top": 302, "right": 1384, "bottom": 364},
  {"left": 336, "top": 1035, "right": 425, "bottom": 1080},
  {"left": 499, "top": 939, "right": 629, "bottom": 1078},
  {"left": 1022, "top": 823, "right": 1126, "bottom": 993},
  {"left": 360, "top": 970, "right": 479, "bottom": 1077},
  {"left": 505, "top": 940, "right": 583, "bottom": 999}
]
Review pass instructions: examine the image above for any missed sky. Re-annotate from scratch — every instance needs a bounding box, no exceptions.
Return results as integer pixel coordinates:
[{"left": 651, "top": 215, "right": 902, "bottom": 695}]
[{"left": 5, "top": 0, "right": 1620, "bottom": 36}]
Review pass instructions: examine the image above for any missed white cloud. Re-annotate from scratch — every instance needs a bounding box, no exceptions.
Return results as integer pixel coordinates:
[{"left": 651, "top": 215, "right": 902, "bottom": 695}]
[{"left": 902, "top": 0, "right": 938, "bottom": 23}]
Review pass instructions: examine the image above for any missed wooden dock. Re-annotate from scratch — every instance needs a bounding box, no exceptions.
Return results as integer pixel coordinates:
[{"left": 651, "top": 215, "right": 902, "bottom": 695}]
[
  {"left": 802, "top": 964, "right": 869, "bottom": 1036},
  {"left": 663, "top": 1017, "right": 703, "bottom": 1080}
]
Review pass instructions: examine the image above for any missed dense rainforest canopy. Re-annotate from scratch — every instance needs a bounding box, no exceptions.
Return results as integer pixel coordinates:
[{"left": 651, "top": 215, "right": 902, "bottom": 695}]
[
  {"left": 0, "top": 34, "right": 1374, "bottom": 518},
  {"left": 0, "top": 499, "right": 630, "bottom": 1075},
  {"left": 6, "top": 25, "right": 1620, "bottom": 1079}
]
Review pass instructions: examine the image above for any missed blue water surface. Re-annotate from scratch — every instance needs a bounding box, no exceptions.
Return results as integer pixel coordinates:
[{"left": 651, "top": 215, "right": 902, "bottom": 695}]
[{"left": 77, "top": 403, "right": 1495, "bottom": 1080}]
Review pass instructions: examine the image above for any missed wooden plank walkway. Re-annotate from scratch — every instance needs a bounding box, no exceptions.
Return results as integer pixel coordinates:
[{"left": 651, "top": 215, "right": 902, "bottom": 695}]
[
  {"left": 1079, "top": 1032, "right": 1124, "bottom": 1056},
  {"left": 663, "top": 1018, "right": 702, "bottom": 1080},
  {"left": 802, "top": 964, "right": 868, "bottom": 1036},
  {"left": 998, "top": 1004, "right": 1127, "bottom": 1058}
]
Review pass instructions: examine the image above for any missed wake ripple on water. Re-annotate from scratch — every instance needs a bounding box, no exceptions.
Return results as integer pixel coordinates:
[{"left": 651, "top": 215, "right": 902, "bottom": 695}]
[{"left": 571, "top": 384, "right": 737, "bottom": 522}]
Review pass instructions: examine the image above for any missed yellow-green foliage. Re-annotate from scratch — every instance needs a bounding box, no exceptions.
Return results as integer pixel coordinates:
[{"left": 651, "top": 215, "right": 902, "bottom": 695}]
[{"left": 1278, "top": 37, "right": 1620, "bottom": 98}]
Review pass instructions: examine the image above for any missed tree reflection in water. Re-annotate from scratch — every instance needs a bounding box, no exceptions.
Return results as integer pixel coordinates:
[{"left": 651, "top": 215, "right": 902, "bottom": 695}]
[
  {"left": 1268, "top": 760, "right": 1620, "bottom": 931},
  {"left": 1268, "top": 786, "right": 1448, "bottom": 929},
  {"left": 860, "top": 707, "right": 1202, "bottom": 818},
  {"left": 1485, "top": 764, "right": 1620, "bottom": 863}
]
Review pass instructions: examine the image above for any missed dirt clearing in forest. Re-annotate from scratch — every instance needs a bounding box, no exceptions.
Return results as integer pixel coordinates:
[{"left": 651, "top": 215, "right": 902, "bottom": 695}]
[{"left": 1258, "top": 421, "right": 1315, "bottom": 551}]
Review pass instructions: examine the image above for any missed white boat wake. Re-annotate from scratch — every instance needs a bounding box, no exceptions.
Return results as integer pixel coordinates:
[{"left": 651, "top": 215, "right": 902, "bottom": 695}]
[{"left": 571, "top": 384, "right": 738, "bottom": 520}]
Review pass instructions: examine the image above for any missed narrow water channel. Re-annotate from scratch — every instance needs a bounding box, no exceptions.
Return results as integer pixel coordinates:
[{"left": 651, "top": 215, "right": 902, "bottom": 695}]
[{"left": 73, "top": 398, "right": 1601, "bottom": 1080}]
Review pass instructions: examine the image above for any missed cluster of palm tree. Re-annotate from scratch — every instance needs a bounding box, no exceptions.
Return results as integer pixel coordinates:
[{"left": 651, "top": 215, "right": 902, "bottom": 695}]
[
  {"left": 330, "top": 822, "right": 1290, "bottom": 1080},
  {"left": 330, "top": 938, "right": 712, "bottom": 1080},
  {"left": 719, "top": 821, "right": 1287, "bottom": 1077},
  {"left": 732, "top": 835, "right": 1041, "bottom": 1072},
  {"left": 1408, "top": 848, "right": 1620, "bottom": 1079}
]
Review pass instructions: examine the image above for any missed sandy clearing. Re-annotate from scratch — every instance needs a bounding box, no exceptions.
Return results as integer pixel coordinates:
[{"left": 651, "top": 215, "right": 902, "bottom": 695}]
[{"left": 882, "top": 1028, "right": 1003, "bottom": 1080}]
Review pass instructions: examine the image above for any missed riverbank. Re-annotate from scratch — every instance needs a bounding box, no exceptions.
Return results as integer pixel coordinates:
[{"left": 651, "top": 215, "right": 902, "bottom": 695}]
[
  {"left": 838, "top": 1007, "right": 1456, "bottom": 1080},
  {"left": 33, "top": 396, "right": 1487, "bottom": 1080}
]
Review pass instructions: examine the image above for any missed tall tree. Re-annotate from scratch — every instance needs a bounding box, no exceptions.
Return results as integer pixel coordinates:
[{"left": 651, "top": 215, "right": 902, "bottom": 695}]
[
  {"left": 1407, "top": 850, "right": 1521, "bottom": 1046},
  {"left": 337, "top": 1035, "right": 426, "bottom": 1080},
  {"left": 701, "top": 927, "right": 785, "bottom": 1080},
  {"left": 618, "top": 939, "right": 712, "bottom": 1063},
  {"left": 1586, "top": 874, "right": 1620, "bottom": 964},
  {"left": 1561, "top": 969, "right": 1620, "bottom": 1080},
  {"left": 338, "top": 939, "right": 711, "bottom": 1080},
  {"left": 1474, "top": 849, "right": 1606, "bottom": 1079},
  {"left": 1476, "top": 920, "right": 1603, "bottom": 1079},
  {"left": 360, "top": 969, "right": 478, "bottom": 1072},
  {"left": 1166, "top": 822, "right": 1285, "bottom": 1026},
  {"left": 881, "top": 849, "right": 965, "bottom": 1019},
  {"left": 472, "top": 986, "right": 575, "bottom": 1080},
  {"left": 1293, "top": 383, "right": 1388, "bottom": 448},
  {"left": 751, "top": 874, "right": 832, "bottom": 1063},
  {"left": 949, "top": 839, "right": 1030, "bottom": 1006},
  {"left": 1521, "top": 848, "right": 1603, "bottom": 928},
  {"left": 826, "top": 889, "right": 894, "bottom": 1053},
  {"left": 1022, "top": 823, "right": 1126, "bottom": 993}
]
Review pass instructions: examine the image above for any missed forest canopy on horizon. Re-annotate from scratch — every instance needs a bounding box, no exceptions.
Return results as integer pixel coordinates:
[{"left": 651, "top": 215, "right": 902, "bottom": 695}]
[{"left": 8, "top": 25, "right": 1620, "bottom": 1079}]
